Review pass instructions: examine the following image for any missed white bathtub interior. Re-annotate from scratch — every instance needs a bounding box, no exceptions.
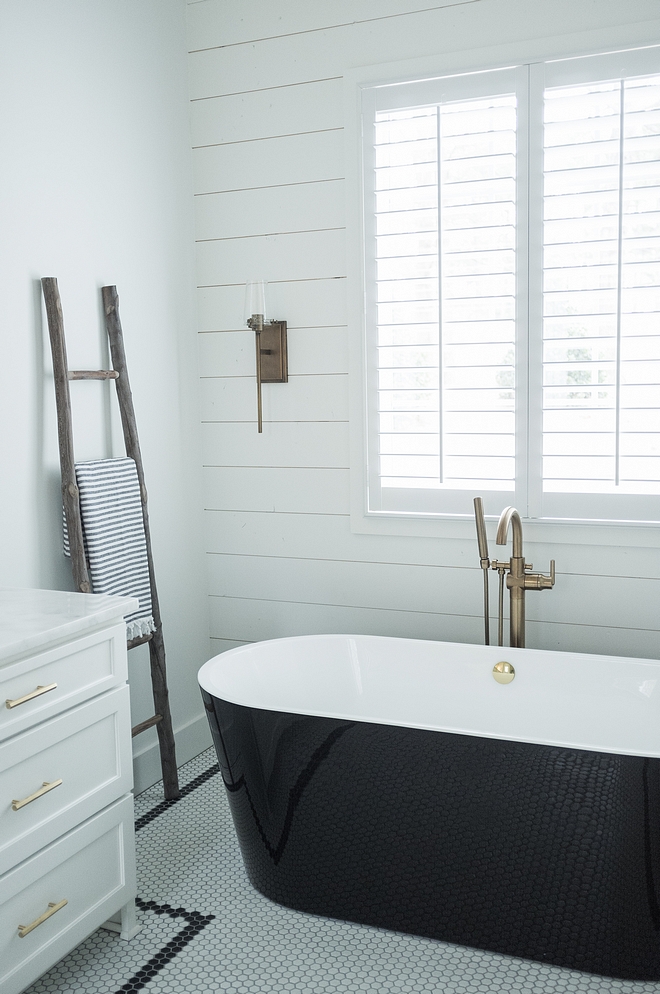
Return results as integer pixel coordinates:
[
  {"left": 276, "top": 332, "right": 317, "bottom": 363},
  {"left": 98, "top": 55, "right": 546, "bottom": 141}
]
[{"left": 198, "top": 634, "right": 660, "bottom": 760}]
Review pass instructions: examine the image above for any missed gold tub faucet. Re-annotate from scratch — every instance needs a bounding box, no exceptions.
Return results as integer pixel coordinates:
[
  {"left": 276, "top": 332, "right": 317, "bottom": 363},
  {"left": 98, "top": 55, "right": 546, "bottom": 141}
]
[{"left": 491, "top": 506, "right": 555, "bottom": 648}]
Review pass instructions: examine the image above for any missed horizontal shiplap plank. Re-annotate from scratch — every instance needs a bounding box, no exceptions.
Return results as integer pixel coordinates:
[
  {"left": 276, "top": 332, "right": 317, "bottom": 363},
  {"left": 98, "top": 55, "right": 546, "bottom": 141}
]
[
  {"left": 198, "top": 328, "right": 348, "bottom": 376},
  {"left": 196, "top": 279, "right": 347, "bottom": 332},
  {"left": 208, "top": 554, "right": 494, "bottom": 616},
  {"left": 526, "top": 621, "right": 658, "bottom": 660},
  {"left": 206, "top": 554, "right": 660, "bottom": 632},
  {"left": 186, "top": 0, "right": 660, "bottom": 52},
  {"left": 530, "top": 572, "right": 660, "bottom": 632},
  {"left": 192, "top": 131, "right": 344, "bottom": 195},
  {"left": 209, "top": 593, "right": 484, "bottom": 644},
  {"left": 208, "top": 594, "right": 658, "bottom": 659},
  {"left": 200, "top": 373, "right": 348, "bottom": 422},
  {"left": 196, "top": 229, "right": 345, "bottom": 286},
  {"left": 195, "top": 180, "right": 345, "bottom": 240},
  {"left": 205, "top": 511, "right": 475, "bottom": 567},
  {"left": 530, "top": 547, "right": 660, "bottom": 582},
  {"left": 202, "top": 421, "right": 349, "bottom": 467},
  {"left": 186, "top": 0, "right": 476, "bottom": 52},
  {"left": 203, "top": 467, "right": 350, "bottom": 514},
  {"left": 190, "top": 78, "right": 342, "bottom": 147}
]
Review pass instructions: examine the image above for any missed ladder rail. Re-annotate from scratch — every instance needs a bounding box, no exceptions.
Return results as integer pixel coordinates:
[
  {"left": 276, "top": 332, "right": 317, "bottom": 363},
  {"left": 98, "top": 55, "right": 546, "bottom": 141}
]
[
  {"left": 41, "top": 278, "right": 91, "bottom": 595},
  {"left": 102, "top": 284, "right": 179, "bottom": 800}
]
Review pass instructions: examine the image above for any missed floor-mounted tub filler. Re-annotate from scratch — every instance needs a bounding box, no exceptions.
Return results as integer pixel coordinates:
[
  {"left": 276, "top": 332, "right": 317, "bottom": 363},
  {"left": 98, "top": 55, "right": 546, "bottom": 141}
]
[{"left": 198, "top": 634, "right": 660, "bottom": 981}]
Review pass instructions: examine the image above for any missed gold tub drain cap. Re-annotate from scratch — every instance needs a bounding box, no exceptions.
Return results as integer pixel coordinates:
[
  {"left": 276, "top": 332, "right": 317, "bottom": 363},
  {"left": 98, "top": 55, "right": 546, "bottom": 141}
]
[{"left": 493, "top": 660, "right": 515, "bottom": 684}]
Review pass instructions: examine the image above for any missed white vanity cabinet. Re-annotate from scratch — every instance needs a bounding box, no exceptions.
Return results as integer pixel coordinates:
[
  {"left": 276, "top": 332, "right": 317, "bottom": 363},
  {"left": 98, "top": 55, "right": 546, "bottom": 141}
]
[{"left": 0, "top": 589, "right": 139, "bottom": 994}]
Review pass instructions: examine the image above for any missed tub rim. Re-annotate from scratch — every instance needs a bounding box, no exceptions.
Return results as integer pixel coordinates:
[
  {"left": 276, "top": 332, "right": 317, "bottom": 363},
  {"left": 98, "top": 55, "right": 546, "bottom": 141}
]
[{"left": 198, "top": 633, "right": 660, "bottom": 759}]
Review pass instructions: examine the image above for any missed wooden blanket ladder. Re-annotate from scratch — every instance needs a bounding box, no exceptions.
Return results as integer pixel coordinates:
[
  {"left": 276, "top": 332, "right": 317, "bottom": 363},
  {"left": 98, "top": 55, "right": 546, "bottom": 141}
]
[{"left": 42, "top": 277, "right": 180, "bottom": 800}]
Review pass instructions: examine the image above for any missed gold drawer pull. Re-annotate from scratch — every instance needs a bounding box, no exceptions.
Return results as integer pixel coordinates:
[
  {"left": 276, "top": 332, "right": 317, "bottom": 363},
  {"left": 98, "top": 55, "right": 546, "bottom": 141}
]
[
  {"left": 18, "top": 899, "right": 68, "bottom": 938},
  {"left": 6, "top": 683, "right": 58, "bottom": 710},
  {"left": 12, "top": 779, "right": 63, "bottom": 811}
]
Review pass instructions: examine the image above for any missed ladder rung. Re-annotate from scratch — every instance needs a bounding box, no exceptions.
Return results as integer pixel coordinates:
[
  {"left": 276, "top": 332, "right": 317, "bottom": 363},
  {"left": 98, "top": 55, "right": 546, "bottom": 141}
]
[
  {"left": 127, "top": 632, "right": 154, "bottom": 650},
  {"left": 132, "top": 714, "right": 163, "bottom": 737},
  {"left": 68, "top": 370, "right": 119, "bottom": 380}
]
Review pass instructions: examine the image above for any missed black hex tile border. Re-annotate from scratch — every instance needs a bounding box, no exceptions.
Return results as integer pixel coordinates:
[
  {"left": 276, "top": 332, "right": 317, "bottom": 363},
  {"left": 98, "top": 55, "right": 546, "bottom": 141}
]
[
  {"left": 134, "top": 763, "right": 220, "bottom": 832},
  {"left": 112, "top": 898, "right": 214, "bottom": 994},
  {"left": 108, "top": 762, "right": 220, "bottom": 993}
]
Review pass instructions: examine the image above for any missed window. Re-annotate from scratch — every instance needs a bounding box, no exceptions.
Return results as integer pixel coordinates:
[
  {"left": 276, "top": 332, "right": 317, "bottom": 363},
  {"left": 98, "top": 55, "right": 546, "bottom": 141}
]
[{"left": 359, "top": 46, "right": 660, "bottom": 524}]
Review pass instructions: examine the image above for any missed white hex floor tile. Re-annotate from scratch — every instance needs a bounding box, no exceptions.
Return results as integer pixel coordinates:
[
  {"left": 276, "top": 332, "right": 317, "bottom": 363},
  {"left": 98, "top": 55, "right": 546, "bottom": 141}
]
[{"left": 23, "top": 748, "right": 660, "bottom": 993}]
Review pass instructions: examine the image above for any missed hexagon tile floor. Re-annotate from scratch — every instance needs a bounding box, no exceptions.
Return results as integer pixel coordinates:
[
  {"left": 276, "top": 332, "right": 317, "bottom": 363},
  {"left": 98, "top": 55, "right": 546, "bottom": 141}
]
[{"left": 23, "top": 748, "right": 660, "bottom": 994}]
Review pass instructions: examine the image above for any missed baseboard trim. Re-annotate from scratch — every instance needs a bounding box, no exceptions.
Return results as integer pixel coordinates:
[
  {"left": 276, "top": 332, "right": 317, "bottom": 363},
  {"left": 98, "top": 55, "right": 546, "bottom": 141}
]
[{"left": 132, "top": 710, "right": 212, "bottom": 795}]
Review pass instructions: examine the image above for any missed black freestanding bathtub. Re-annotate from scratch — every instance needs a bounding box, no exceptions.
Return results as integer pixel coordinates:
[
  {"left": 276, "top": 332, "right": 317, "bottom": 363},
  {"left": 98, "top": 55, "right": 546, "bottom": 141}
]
[{"left": 198, "top": 634, "right": 660, "bottom": 980}]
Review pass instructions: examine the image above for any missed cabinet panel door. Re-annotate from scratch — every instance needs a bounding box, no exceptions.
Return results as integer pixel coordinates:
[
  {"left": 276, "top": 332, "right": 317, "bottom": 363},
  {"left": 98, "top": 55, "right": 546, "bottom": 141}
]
[
  {"left": 1, "top": 624, "right": 127, "bottom": 739},
  {"left": 0, "top": 795, "right": 135, "bottom": 994},
  {"left": 0, "top": 687, "right": 132, "bottom": 874}
]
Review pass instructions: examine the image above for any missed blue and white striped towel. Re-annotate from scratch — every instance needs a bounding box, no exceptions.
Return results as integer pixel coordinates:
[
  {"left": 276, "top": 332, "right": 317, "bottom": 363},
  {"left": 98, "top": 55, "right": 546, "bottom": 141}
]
[{"left": 63, "top": 457, "right": 156, "bottom": 640}]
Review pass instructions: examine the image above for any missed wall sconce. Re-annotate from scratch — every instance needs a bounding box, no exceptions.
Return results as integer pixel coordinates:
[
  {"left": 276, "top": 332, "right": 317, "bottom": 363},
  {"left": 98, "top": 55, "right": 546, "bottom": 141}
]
[{"left": 244, "top": 280, "right": 288, "bottom": 432}]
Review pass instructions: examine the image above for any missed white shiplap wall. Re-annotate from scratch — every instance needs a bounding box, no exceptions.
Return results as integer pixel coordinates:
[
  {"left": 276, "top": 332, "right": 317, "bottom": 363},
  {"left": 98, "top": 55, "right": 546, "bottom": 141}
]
[{"left": 187, "top": 0, "right": 660, "bottom": 663}]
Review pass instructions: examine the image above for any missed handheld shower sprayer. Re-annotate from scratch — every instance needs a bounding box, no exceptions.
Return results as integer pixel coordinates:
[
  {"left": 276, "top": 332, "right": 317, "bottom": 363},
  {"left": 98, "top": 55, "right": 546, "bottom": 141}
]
[{"left": 473, "top": 497, "right": 490, "bottom": 646}]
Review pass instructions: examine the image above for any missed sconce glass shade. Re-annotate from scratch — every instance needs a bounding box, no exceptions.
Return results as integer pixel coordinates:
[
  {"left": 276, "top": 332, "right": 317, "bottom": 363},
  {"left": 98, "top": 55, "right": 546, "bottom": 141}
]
[{"left": 244, "top": 280, "right": 267, "bottom": 325}]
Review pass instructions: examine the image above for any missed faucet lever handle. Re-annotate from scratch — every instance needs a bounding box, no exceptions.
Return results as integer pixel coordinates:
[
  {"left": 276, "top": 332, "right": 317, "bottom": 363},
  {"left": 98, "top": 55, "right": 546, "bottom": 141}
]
[
  {"left": 537, "top": 560, "right": 555, "bottom": 590},
  {"left": 523, "top": 560, "right": 556, "bottom": 590}
]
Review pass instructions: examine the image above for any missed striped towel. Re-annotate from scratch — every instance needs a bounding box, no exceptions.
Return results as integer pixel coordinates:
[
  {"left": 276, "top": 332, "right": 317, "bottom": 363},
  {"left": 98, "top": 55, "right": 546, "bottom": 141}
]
[{"left": 63, "top": 458, "right": 156, "bottom": 640}]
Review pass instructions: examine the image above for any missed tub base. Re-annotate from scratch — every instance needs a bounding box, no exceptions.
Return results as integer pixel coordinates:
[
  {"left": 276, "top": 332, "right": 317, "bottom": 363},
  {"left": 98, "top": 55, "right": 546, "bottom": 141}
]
[{"left": 204, "top": 693, "right": 660, "bottom": 981}]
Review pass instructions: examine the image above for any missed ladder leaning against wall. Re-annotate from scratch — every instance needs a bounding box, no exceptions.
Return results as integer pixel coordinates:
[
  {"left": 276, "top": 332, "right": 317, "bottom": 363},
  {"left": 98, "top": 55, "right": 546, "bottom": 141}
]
[{"left": 42, "top": 277, "right": 180, "bottom": 800}]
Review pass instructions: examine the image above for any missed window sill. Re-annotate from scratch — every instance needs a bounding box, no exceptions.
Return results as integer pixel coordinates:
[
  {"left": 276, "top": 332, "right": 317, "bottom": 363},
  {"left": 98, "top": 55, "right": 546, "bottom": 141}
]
[{"left": 350, "top": 505, "right": 660, "bottom": 549}]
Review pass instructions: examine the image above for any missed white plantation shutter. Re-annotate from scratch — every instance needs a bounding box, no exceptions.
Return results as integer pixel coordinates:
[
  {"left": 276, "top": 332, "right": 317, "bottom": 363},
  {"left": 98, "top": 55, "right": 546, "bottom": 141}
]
[
  {"left": 363, "top": 67, "right": 525, "bottom": 516},
  {"left": 360, "top": 49, "right": 660, "bottom": 523},
  {"left": 540, "top": 71, "right": 660, "bottom": 519}
]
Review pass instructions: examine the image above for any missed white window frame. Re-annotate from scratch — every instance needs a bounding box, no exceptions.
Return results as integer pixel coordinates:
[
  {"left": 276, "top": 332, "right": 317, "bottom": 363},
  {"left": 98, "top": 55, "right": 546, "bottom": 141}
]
[{"left": 346, "top": 26, "right": 660, "bottom": 548}]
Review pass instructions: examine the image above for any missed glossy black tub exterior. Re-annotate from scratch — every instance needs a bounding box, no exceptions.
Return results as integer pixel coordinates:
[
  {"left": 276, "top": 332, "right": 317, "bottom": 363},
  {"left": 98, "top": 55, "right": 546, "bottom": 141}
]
[{"left": 202, "top": 690, "right": 660, "bottom": 980}]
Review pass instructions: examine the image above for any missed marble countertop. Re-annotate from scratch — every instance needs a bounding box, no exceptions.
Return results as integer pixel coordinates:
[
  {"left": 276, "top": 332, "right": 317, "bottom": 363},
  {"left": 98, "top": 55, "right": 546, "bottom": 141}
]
[{"left": 0, "top": 588, "right": 139, "bottom": 665}]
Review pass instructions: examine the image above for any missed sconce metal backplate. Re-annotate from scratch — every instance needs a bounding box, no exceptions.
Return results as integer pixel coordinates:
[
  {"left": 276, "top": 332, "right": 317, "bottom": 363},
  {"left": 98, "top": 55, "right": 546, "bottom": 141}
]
[{"left": 259, "top": 321, "right": 288, "bottom": 383}]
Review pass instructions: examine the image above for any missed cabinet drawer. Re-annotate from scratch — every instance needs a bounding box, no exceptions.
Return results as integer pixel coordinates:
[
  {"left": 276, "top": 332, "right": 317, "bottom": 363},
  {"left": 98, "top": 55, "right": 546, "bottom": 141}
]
[
  {"left": 0, "top": 624, "right": 127, "bottom": 739},
  {"left": 0, "top": 794, "right": 136, "bottom": 994},
  {"left": 0, "top": 686, "right": 132, "bottom": 875}
]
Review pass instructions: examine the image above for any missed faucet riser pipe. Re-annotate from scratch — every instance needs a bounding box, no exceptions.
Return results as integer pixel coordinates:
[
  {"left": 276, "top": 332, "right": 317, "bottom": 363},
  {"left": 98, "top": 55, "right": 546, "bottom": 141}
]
[
  {"left": 510, "top": 589, "right": 525, "bottom": 648},
  {"left": 498, "top": 571, "right": 505, "bottom": 647},
  {"left": 508, "top": 555, "right": 526, "bottom": 648}
]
